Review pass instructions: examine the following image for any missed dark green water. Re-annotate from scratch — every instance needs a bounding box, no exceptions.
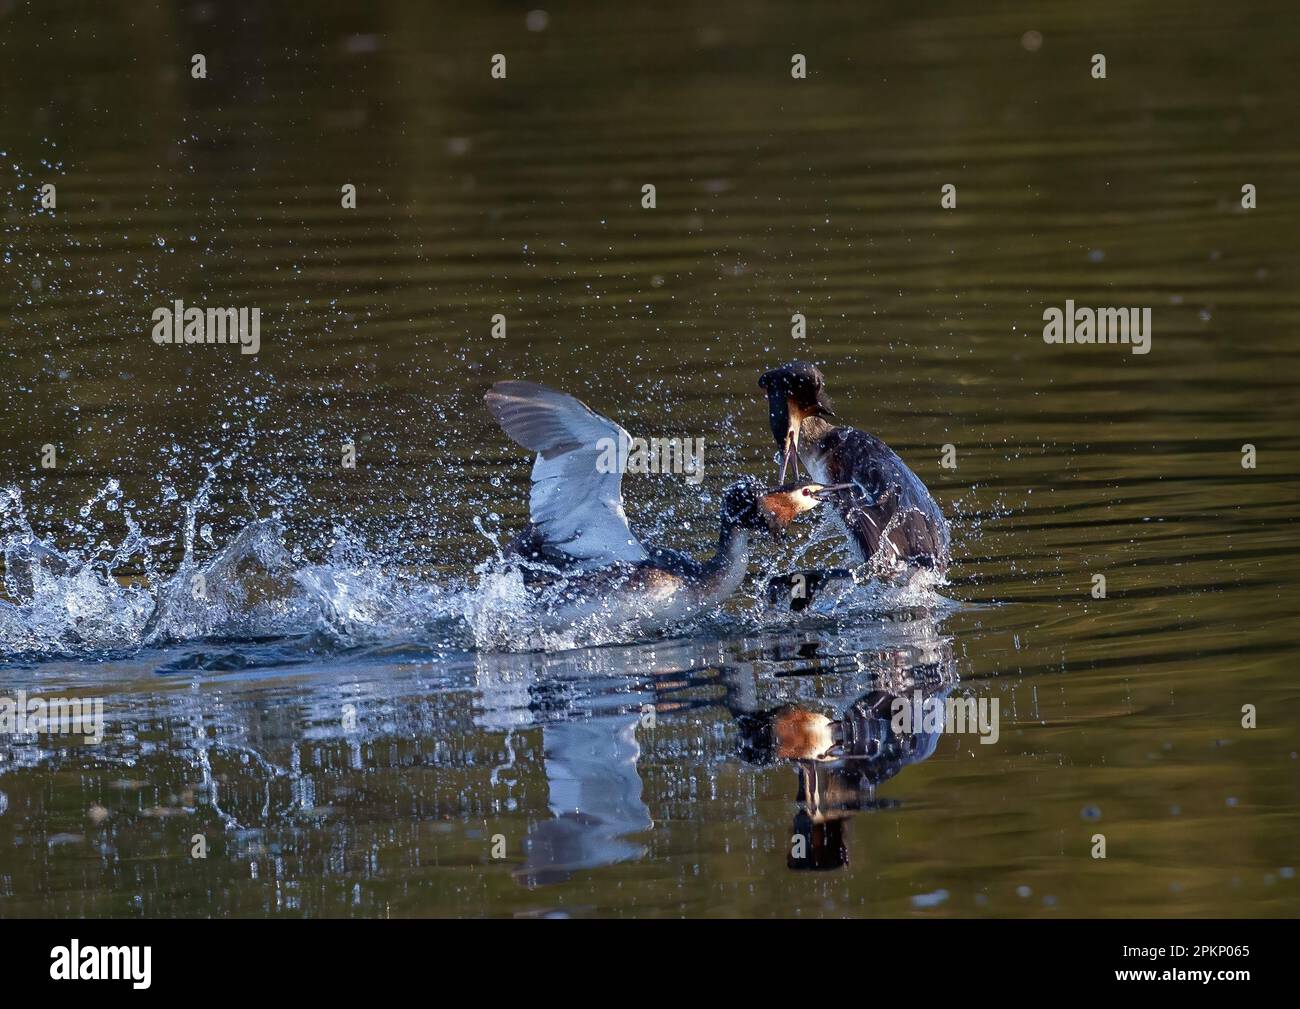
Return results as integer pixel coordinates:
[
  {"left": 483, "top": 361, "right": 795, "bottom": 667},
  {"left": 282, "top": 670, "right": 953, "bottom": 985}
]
[{"left": 1, "top": 1, "right": 1298, "bottom": 916}]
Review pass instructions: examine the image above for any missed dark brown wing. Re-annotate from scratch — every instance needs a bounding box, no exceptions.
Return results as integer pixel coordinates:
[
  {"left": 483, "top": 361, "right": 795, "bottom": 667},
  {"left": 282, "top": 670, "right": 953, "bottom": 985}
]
[{"left": 814, "top": 428, "right": 950, "bottom": 572}]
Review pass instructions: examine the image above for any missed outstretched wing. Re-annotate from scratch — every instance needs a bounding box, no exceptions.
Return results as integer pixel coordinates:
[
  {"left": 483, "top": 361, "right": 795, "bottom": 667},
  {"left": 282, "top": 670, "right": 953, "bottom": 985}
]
[{"left": 485, "top": 381, "right": 648, "bottom": 567}]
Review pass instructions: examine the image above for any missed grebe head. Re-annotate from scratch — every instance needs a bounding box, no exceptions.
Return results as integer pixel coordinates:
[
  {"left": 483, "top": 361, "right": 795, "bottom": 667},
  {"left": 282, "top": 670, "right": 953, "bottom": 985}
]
[
  {"left": 722, "top": 478, "right": 849, "bottom": 538},
  {"left": 721, "top": 479, "right": 773, "bottom": 535},
  {"left": 758, "top": 362, "right": 834, "bottom": 482}
]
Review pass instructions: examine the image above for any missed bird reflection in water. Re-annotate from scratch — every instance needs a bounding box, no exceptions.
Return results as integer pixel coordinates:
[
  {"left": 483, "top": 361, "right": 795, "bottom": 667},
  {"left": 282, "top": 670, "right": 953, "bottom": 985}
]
[
  {"left": 738, "top": 638, "right": 953, "bottom": 871},
  {"left": 495, "top": 620, "right": 955, "bottom": 885}
]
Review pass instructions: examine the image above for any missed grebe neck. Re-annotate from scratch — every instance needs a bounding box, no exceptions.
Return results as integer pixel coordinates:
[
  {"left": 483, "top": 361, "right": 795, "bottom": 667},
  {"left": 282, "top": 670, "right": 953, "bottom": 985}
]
[{"left": 700, "top": 521, "right": 752, "bottom": 599}]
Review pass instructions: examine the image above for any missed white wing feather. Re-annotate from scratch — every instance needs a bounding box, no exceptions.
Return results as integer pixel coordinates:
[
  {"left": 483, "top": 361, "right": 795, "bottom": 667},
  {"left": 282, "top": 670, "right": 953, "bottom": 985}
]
[{"left": 485, "top": 381, "right": 648, "bottom": 566}]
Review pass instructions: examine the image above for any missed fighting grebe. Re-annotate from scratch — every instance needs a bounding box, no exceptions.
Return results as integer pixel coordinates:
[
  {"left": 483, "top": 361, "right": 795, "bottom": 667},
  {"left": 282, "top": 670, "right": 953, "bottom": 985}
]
[
  {"left": 485, "top": 381, "right": 846, "bottom": 632},
  {"left": 758, "top": 361, "right": 950, "bottom": 575}
]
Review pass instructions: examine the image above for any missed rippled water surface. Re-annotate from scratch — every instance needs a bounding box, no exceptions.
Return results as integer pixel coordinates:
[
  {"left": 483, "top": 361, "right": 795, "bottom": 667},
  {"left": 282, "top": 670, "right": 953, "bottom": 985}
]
[{"left": 1, "top": 0, "right": 1298, "bottom": 917}]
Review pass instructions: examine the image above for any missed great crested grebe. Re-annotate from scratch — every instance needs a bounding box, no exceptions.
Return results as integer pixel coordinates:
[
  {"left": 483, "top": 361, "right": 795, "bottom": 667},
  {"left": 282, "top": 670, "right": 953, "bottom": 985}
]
[
  {"left": 485, "top": 380, "right": 848, "bottom": 631},
  {"left": 758, "top": 361, "right": 950, "bottom": 576}
]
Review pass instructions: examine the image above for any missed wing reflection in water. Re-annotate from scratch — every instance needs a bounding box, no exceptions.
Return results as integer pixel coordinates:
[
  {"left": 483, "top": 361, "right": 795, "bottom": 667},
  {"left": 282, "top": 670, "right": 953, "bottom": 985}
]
[
  {"left": 514, "top": 716, "right": 652, "bottom": 888},
  {"left": 472, "top": 650, "right": 657, "bottom": 889}
]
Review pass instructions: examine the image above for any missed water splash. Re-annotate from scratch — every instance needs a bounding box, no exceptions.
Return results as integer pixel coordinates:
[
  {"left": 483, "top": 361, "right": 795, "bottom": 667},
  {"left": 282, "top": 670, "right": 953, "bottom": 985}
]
[{"left": 1, "top": 474, "right": 954, "bottom": 662}]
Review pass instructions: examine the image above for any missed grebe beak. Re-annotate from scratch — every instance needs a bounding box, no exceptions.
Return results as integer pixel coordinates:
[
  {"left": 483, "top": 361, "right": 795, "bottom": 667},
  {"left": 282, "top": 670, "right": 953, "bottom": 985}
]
[
  {"left": 811, "top": 482, "right": 856, "bottom": 500},
  {"left": 779, "top": 416, "right": 800, "bottom": 484}
]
